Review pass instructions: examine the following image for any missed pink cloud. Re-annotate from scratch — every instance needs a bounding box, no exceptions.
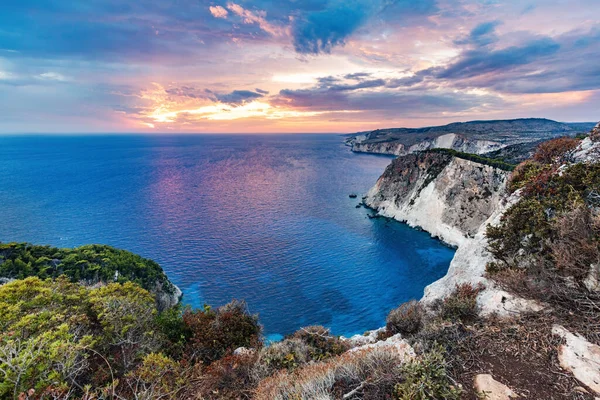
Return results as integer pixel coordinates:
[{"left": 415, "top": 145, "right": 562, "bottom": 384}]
[{"left": 209, "top": 5, "right": 228, "bottom": 19}]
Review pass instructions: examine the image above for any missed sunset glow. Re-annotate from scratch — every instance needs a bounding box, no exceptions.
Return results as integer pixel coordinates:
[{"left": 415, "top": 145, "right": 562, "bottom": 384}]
[{"left": 1, "top": 0, "right": 599, "bottom": 133}]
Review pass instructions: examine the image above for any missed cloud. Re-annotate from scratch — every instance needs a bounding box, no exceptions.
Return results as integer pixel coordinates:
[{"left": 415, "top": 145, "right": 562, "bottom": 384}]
[
  {"left": 458, "top": 20, "right": 503, "bottom": 47},
  {"left": 216, "top": 89, "right": 265, "bottom": 105},
  {"left": 255, "top": 88, "right": 269, "bottom": 94},
  {"left": 437, "top": 37, "right": 560, "bottom": 80},
  {"left": 226, "top": 2, "right": 285, "bottom": 36},
  {"left": 428, "top": 26, "right": 600, "bottom": 94},
  {"left": 37, "top": 72, "right": 69, "bottom": 81},
  {"left": 272, "top": 71, "right": 505, "bottom": 118},
  {"left": 209, "top": 6, "right": 229, "bottom": 19},
  {"left": 291, "top": 0, "right": 438, "bottom": 54},
  {"left": 291, "top": 1, "right": 372, "bottom": 54},
  {"left": 165, "top": 86, "right": 214, "bottom": 99},
  {"left": 345, "top": 72, "right": 372, "bottom": 80}
]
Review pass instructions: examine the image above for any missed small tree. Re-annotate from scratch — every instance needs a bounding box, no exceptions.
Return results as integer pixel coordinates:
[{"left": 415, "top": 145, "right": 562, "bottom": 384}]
[{"left": 89, "top": 282, "right": 162, "bottom": 371}]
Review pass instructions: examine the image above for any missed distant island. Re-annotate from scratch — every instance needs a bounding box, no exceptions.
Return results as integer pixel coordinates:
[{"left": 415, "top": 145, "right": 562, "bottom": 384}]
[{"left": 1, "top": 121, "right": 600, "bottom": 399}]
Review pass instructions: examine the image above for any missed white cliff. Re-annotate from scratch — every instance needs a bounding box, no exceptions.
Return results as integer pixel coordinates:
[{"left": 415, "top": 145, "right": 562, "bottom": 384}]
[
  {"left": 364, "top": 152, "right": 508, "bottom": 247},
  {"left": 364, "top": 151, "right": 544, "bottom": 314},
  {"left": 348, "top": 133, "right": 504, "bottom": 156}
]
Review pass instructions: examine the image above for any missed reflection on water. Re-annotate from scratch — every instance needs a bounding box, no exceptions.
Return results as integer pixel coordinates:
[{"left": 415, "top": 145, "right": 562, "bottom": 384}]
[{"left": 0, "top": 134, "right": 454, "bottom": 337}]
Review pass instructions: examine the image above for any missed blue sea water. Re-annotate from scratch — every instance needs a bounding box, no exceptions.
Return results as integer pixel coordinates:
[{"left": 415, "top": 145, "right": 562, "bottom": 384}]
[{"left": 0, "top": 134, "right": 454, "bottom": 338}]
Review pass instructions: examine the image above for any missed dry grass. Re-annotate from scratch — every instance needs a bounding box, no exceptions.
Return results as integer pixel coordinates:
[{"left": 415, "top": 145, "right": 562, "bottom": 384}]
[
  {"left": 254, "top": 346, "right": 410, "bottom": 400},
  {"left": 417, "top": 315, "right": 596, "bottom": 399}
]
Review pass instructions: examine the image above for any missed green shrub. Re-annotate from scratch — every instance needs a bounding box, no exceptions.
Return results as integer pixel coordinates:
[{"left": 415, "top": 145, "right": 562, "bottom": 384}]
[
  {"left": 507, "top": 160, "right": 548, "bottom": 193},
  {"left": 386, "top": 300, "right": 424, "bottom": 335},
  {"left": 394, "top": 346, "right": 461, "bottom": 400},
  {"left": 253, "top": 338, "right": 311, "bottom": 380},
  {"left": 0, "top": 276, "right": 169, "bottom": 397},
  {"left": 291, "top": 325, "right": 348, "bottom": 361},
  {"left": 0, "top": 243, "right": 175, "bottom": 301},
  {"left": 424, "top": 148, "right": 516, "bottom": 171},
  {"left": 440, "top": 284, "right": 482, "bottom": 322}
]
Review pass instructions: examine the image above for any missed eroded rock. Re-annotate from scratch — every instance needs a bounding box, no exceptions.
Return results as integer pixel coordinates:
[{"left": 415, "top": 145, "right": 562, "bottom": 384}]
[
  {"left": 474, "top": 374, "right": 518, "bottom": 399},
  {"left": 348, "top": 333, "right": 415, "bottom": 361},
  {"left": 552, "top": 325, "right": 600, "bottom": 394}
]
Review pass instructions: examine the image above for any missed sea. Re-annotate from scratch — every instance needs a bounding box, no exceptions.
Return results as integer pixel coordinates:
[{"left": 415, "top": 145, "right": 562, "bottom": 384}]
[{"left": 0, "top": 134, "right": 454, "bottom": 339}]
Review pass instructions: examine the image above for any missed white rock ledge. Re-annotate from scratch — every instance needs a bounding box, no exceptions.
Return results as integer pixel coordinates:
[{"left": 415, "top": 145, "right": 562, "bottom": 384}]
[{"left": 552, "top": 325, "right": 600, "bottom": 395}]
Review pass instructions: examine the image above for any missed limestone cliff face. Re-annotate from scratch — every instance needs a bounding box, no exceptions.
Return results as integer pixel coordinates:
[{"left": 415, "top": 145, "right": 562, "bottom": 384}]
[
  {"left": 364, "top": 152, "right": 509, "bottom": 247},
  {"left": 347, "top": 133, "right": 504, "bottom": 156},
  {"left": 364, "top": 152, "right": 544, "bottom": 315}
]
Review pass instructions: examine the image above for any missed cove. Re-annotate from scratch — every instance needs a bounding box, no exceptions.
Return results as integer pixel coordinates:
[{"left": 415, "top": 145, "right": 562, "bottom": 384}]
[{"left": 0, "top": 134, "right": 455, "bottom": 338}]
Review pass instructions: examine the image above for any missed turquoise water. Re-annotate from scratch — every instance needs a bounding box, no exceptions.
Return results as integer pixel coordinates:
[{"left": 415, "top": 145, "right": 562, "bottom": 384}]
[{"left": 0, "top": 134, "right": 454, "bottom": 338}]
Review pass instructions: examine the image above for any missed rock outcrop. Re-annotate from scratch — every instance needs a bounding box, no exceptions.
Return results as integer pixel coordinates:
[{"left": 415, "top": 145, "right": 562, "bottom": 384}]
[
  {"left": 364, "top": 151, "right": 543, "bottom": 314},
  {"left": 348, "top": 133, "right": 503, "bottom": 157},
  {"left": 474, "top": 374, "right": 518, "bottom": 399},
  {"left": 364, "top": 152, "right": 509, "bottom": 247},
  {"left": 553, "top": 325, "right": 600, "bottom": 395}
]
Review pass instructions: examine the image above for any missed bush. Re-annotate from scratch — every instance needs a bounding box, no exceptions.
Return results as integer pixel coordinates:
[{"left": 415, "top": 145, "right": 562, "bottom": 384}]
[
  {"left": 155, "top": 305, "right": 189, "bottom": 359},
  {"left": 507, "top": 160, "right": 548, "bottom": 193},
  {"left": 253, "top": 338, "right": 311, "bottom": 380},
  {"left": 189, "top": 354, "right": 258, "bottom": 400},
  {"left": 89, "top": 282, "right": 162, "bottom": 371},
  {"left": 255, "top": 346, "right": 410, "bottom": 400},
  {"left": 0, "top": 242, "right": 176, "bottom": 306},
  {"left": 425, "top": 148, "right": 516, "bottom": 171},
  {"left": 291, "top": 325, "right": 348, "bottom": 361},
  {"left": 551, "top": 206, "right": 600, "bottom": 280},
  {"left": 394, "top": 346, "right": 461, "bottom": 400},
  {"left": 533, "top": 137, "right": 580, "bottom": 164},
  {"left": 386, "top": 300, "right": 424, "bottom": 336},
  {"left": 440, "top": 284, "right": 482, "bottom": 322},
  {"left": 0, "top": 277, "right": 171, "bottom": 398},
  {"left": 120, "top": 353, "right": 185, "bottom": 400},
  {"left": 183, "top": 300, "right": 261, "bottom": 365}
]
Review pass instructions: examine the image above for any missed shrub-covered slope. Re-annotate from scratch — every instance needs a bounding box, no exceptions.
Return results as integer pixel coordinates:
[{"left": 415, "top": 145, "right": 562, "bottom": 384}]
[{"left": 0, "top": 242, "right": 180, "bottom": 309}]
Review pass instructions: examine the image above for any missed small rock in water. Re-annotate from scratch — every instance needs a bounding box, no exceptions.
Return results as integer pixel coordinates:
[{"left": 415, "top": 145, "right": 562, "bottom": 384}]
[{"left": 349, "top": 193, "right": 358, "bottom": 198}]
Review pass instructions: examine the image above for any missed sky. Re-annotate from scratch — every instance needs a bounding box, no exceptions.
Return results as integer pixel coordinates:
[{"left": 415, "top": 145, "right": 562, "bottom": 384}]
[{"left": 0, "top": 0, "right": 599, "bottom": 133}]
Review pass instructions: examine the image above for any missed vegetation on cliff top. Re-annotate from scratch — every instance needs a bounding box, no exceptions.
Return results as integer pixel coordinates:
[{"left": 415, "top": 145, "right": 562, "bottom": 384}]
[
  {"left": 0, "top": 242, "right": 175, "bottom": 296},
  {"left": 486, "top": 136, "right": 600, "bottom": 344},
  {"left": 423, "top": 148, "right": 517, "bottom": 171}
]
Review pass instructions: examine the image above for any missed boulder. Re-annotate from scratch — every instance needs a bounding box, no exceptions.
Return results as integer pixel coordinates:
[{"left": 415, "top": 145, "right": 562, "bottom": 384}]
[
  {"left": 474, "top": 374, "right": 518, "bottom": 399},
  {"left": 552, "top": 325, "right": 600, "bottom": 395}
]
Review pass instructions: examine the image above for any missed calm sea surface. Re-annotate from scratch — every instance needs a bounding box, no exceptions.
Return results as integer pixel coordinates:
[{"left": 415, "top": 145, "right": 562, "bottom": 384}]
[{"left": 0, "top": 134, "right": 454, "bottom": 338}]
